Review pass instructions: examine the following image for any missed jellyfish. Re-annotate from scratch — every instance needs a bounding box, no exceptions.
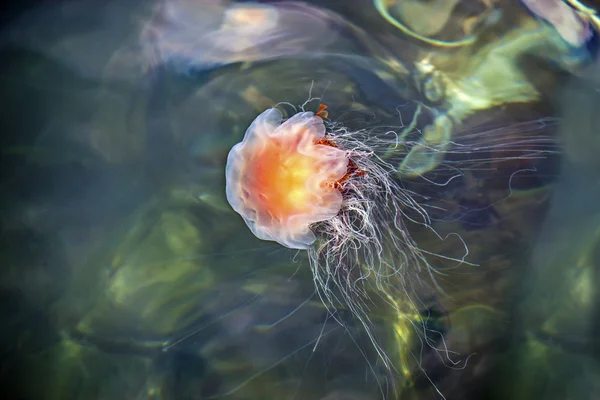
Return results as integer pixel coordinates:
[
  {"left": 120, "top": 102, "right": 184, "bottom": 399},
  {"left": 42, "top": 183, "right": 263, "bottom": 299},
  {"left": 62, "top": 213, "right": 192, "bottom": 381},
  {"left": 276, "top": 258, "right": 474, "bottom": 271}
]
[
  {"left": 225, "top": 98, "right": 561, "bottom": 382},
  {"left": 143, "top": 1, "right": 341, "bottom": 73},
  {"left": 520, "top": 0, "right": 595, "bottom": 47},
  {"left": 225, "top": 102, "right": 449, "bottom": 370}
]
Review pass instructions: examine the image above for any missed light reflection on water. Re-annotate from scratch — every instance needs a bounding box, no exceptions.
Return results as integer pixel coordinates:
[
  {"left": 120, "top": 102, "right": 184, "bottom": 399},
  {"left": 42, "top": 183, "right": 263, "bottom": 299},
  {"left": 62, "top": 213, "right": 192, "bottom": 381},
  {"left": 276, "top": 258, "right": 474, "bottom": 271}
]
[{"left": 0, "top": 1, "right": 599, "bottom": 399}]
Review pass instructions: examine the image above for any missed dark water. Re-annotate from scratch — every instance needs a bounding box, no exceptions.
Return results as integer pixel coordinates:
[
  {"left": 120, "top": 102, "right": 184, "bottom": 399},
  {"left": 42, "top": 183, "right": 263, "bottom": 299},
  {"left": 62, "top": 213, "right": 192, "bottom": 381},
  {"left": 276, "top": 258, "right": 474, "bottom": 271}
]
[{"left": 1, "top": 1, "right": 600, "bottom": 399}]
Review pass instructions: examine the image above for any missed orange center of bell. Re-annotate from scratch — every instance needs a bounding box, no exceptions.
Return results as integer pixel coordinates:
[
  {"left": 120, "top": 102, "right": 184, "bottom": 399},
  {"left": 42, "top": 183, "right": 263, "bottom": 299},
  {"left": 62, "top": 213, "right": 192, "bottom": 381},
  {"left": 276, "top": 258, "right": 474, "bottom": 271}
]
[{"left": 251, "top": 138, "right": 329, "bottom": 218}]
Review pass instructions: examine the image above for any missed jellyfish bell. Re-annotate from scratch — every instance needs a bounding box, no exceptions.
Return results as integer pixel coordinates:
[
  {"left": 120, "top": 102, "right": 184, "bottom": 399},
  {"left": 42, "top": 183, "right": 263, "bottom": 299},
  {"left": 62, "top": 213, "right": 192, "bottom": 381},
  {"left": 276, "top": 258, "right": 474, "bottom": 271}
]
[
  {"left": 225, "top": 106, "right": 352, "bottom": 250},
  {"left": 521, "top": 0, "right": 594, "bottom": 47},
  {"left": 144, "top": 1, "right": 342, "bottom": 73}
]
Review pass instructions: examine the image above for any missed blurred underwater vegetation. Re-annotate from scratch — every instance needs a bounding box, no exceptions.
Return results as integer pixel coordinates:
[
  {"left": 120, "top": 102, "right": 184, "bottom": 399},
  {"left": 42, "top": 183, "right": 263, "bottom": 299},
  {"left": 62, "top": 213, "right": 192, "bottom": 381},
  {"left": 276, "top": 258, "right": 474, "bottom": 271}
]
[{"left": 1, "top": 0, "right": 600, "bottom": 399}]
